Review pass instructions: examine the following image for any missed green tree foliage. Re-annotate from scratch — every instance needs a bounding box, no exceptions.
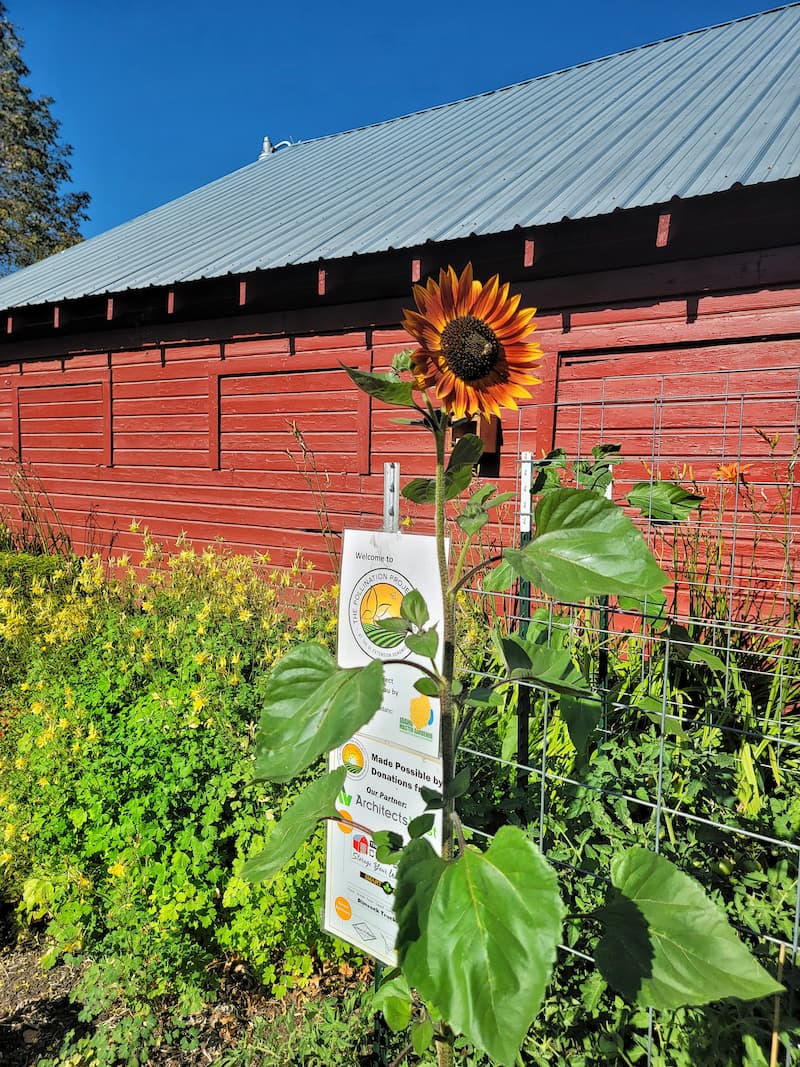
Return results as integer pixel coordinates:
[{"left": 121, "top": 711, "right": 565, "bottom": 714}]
[{"left": 0, "top": 2, "right": 89, "bottom": 274}]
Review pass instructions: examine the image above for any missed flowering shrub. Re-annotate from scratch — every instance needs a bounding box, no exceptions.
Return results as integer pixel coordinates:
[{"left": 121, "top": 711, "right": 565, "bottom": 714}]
[{"left": 0, "top": 534, "right": 349, "bottom": 1061}]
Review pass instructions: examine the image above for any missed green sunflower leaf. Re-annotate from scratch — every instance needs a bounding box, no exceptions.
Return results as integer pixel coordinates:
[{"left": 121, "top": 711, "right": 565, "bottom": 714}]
[
  {"left": 396, "top": 829, "right": 563, "bottom": 1066},
  {"left": 481, "top": 559, "right": 516, "bottom": 593},
  {"left": 408, "top": 813, "right": 435, "bottom": 839},
  {"left": 254, "top": 644, "right": 384, "bottom": 782},
  {"left": 373, "top": 971, "right": 413, "bottom": 1032},
  {"left": 403, "top": 463, "right": 474, "bottom": 504},
  {"left": 401, "top": 589, "right": 429, "bottom": 628},
  {"left": 505, "top": 488, "right": 667, "bottom": 601},
  {"left": 448, "top": 434, "right": 484, "bottom": 473},
  {"left": 343, "top": 364, "right": 416, "bottom": 408},
  {"left": 242, "top": 767, "right": 346, "bottom": 884},
  {"left": 596, "top": 846, "right": 784, "bottom": 1009},
  {"left": 414, "top": 676, "right": 440, "bottom": 698},
  {"left": 412, "top": 1019, "right": 435, "bottom": 1055},
  {"left": 391, "top": 348, "right": 415, "bottom": 373},
  {"left": 405, "top": 628, "right": 439, "bottom": 659}
]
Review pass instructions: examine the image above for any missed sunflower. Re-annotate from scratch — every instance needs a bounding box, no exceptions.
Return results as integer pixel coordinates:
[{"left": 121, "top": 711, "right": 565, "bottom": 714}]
[{"left": 401, "top": 263, "right": 542, "bottom": 420}]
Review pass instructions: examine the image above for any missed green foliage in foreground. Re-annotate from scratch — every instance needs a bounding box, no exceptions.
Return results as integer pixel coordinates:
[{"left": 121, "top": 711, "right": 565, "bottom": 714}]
[{"left": 245, "top": 413, "right": 785, "bottom": 1067}]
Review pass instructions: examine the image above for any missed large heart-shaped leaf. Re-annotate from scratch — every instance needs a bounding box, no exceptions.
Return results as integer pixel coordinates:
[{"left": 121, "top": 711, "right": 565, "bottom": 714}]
[
  {"left": 596, "top": 846, "right": 784, "bottom": 1009},
  {"left": 255, "top": 643, "right": 384, "bottom": 782},
  {"left": 396, "top": 827, "right": 563, "bottom": 1066},
  {"left": 504, "top": 488, "right": 667, "bottom": 601},
  {"left": 242, "top": 767, "right": 346, "bottom": 883}
]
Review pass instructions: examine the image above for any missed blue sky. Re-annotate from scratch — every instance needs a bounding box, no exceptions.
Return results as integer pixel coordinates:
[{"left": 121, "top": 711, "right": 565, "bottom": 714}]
[{"left": 12, "top": 0, "right": 769, "bottom": 239}]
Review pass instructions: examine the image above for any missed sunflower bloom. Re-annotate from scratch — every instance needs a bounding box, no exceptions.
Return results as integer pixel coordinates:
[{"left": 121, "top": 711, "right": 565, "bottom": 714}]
[{"left": 402, "top": 263, "right": 542, "bottom": 420}]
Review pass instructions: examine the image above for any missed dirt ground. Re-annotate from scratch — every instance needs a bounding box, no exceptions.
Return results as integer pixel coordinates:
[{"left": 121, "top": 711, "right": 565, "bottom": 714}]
[
  {"left": 0, "top": 902, "right": 371, "bottom": 1066},
  {"left": 0, "top": 901, "right": 89, "bottom": 1065}
]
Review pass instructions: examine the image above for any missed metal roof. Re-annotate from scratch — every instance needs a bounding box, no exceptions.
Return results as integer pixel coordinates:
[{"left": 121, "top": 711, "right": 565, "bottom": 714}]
[{"left": 1, "top": 3, "right": 799, "bottom": 312}]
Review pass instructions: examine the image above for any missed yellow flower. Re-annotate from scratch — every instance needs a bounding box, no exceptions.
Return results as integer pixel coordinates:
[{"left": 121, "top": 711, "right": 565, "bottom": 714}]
[
  {"left": 194, "top": 650, "right": 210, "bottom": 666},
  {"left": 402, "top": 263, "right": 542, "bottom": 420},
  {"left": 129, "top": 519, "right": 140, "bottom": 532},
  {"left": 36, "top": 726, "right": 56, "bottom": 747},
  {"left": 238, "top": 608, "right": 252, "bottom": 623},
  {"left": 4, "top": 824, "right": 15, "bottom": 841},
  {"left": 108, "top": 860, "right": 126, "bottom": 878},
  {"left": 87, "top": 724, "right": 99, "bottom": 743},
  {"left": 191, "top": 689, "right": 206, "bottom": 712},
  {"left": 0, "top": 851, "right": 12, "bottom": 865}
]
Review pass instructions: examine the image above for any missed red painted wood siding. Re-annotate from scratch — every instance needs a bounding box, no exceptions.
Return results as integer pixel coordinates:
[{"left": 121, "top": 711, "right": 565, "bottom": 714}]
[{"left": 0, "top": 286, "right": 797, "bottom": 590}]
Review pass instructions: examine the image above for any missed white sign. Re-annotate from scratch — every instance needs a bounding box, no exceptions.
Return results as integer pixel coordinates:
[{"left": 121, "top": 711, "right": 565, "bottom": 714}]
[
  {"left": 337, "top": 529, "right": 445, "bottom": 757},
  {"left": 323, "top": 529, "right": 445, "bottom": 965},
  {"left": 323, "top": 737, "right": 442, "bottom": 964}
]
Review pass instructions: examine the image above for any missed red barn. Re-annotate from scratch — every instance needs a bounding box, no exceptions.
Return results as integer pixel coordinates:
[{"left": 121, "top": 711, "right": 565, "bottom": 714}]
[{"left": 0, "top": 5, "right": 798, "bottom": 578}]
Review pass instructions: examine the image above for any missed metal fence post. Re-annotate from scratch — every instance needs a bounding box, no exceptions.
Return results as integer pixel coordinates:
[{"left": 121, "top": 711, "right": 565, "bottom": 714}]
[{"left": 517, "top": 452, "right": 533, "bottom": 790}]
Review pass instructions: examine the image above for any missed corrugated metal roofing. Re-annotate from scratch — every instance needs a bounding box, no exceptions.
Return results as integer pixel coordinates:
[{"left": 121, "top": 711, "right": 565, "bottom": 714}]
[{"left": 1, "top": 3, "right": 799, "bottom": 312}]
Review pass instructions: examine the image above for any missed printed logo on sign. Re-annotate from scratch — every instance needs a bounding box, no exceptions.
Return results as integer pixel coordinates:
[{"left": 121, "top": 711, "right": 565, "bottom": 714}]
[
  {"left": 334, "top": 896, "right": 352, "bottom": 921},
  {"left": 349, "top": 569, "right": 413, "bottom": 658},
  {"left": 400, "top": 693, "right": 435, "bottom": 741},
  {"left": 352, "top": 834, "right": 370, "bottom": 855},
  {"left": 341, "top": 740, "right": 367, "bottom": 780}
]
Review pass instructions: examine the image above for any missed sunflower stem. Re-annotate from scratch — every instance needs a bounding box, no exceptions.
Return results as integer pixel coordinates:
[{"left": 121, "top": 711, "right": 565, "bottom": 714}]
[{"left": 434, "top": 423, "right": 456, "bottom": 866}]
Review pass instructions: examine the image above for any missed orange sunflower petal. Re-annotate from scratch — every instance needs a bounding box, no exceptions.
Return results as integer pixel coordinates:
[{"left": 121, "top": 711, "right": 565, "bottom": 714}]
[{"left": 401, "top": 263, "right": 542, "bottom": 418}]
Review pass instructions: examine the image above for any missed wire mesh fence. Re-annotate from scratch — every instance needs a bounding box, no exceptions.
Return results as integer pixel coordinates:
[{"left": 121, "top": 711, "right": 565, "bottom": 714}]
[{"left": 457, "top": 363, "right": 800, "bottom": 1064}]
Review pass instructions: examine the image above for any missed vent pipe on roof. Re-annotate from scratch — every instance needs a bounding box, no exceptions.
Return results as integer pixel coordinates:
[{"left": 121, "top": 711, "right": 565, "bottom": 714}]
[{"left": 258, "top": 135, "right": 293, "bottom": 160}]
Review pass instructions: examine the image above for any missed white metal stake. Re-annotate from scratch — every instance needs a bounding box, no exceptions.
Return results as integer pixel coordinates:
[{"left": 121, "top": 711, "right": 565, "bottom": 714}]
[
  {"left": 520, "top": 451, "right": 533, "bottom": 535},
  {"left": 383, "top": 461, "right": 400, "bottom": 533}
]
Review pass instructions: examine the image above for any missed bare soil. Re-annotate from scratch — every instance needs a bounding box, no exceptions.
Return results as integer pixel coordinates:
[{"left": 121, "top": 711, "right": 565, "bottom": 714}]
[{"left": 0, "top": 902, "right": 370, "bottom": 1066}]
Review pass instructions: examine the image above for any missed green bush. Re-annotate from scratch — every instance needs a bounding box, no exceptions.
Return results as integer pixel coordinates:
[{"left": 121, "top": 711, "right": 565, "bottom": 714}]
[{"left": 0, "top": 536, "right": 351, "bottom": 1064}]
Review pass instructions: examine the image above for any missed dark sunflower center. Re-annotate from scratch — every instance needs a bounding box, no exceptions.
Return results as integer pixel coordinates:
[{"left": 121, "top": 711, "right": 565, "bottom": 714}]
[{"left": 440, "top": 315, "right": 500, "bottom": 382}]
